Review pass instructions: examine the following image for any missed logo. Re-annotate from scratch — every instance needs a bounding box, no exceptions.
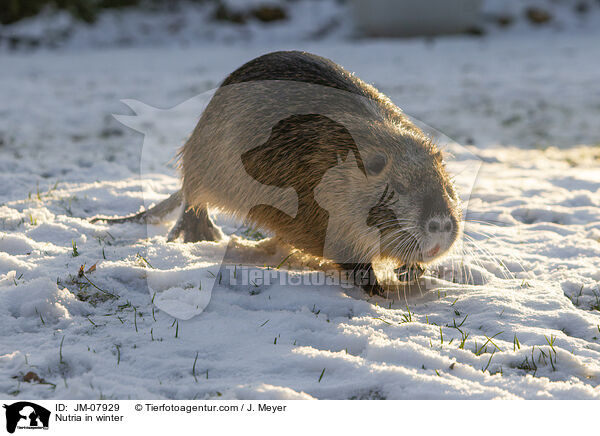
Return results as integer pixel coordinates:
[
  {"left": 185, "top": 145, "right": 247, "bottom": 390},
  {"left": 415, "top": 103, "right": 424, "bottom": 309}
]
[{"left": 3, "top": 402, "right": 50, "bottom": 433}]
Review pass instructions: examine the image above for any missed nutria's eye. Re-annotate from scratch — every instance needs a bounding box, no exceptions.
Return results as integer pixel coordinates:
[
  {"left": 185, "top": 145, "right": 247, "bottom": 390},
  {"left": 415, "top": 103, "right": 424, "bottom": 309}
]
[{"left": 366, "top": 154, "right": 387, "bottom": 175}]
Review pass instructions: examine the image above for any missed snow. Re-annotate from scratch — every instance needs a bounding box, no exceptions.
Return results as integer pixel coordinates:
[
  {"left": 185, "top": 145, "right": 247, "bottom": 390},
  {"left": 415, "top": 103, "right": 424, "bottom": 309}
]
[
  {"left": 0, "top": 0, "right": 351, "bottom": 50},
  {"left": 1, "top": 3, "right": 600, "bottom": 400}
]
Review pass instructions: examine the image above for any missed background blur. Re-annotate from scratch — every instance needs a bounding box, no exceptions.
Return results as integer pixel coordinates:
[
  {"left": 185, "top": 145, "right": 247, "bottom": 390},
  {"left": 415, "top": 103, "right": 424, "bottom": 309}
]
[{"left": 1, "top": 0, "right": 598, "bottom": 50}]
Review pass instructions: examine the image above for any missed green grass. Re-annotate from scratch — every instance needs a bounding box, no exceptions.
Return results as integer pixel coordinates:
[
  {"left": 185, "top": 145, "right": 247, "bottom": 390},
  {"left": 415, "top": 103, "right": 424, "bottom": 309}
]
[
  {"left": 71, "top": 240, "right": 79, "bottom": 257},
  {"left": 318, "top": 368, "right": 326, "bottom": 383},
  {"left": 136, "top": 253, "right": 154, "bottom": 269},
  {"left": 241, "top": 226, "right": 266, "bottom": 241},
  {"left": 513, "top": 334, "right": 521, "bottom": 351},
  {"left": 192, "top": 352, "right": 199, "bottom": 383},
  {"left": 59, "top": 335, "right": 65, "bottom": 364}
]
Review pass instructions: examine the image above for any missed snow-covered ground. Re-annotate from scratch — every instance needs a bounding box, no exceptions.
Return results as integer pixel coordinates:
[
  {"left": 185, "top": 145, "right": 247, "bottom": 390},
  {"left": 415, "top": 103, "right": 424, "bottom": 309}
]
[{"left": 1, "top": 27, "right": 600, "bottom": 399}]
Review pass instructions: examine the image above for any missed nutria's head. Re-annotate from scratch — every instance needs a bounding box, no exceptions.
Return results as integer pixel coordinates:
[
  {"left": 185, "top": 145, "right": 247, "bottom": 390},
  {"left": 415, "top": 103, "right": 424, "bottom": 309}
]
[
  {"left": 316, "top": 119, "right": 461, "bottom": 270},
  {"left": 365, "top": 131, "right": 460, "bottom": 265}
]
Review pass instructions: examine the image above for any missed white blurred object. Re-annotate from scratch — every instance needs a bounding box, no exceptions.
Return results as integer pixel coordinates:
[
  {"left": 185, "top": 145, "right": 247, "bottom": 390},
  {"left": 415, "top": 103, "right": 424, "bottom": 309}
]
[{"left": 351, "top": 0, "right": 482, "bottom": 37}]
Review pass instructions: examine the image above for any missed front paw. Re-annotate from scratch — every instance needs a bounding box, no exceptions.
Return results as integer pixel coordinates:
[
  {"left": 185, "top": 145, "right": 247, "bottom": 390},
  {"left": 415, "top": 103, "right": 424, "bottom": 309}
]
[{"left": 394, "top": 264, "right": 425, "bottom": 284}]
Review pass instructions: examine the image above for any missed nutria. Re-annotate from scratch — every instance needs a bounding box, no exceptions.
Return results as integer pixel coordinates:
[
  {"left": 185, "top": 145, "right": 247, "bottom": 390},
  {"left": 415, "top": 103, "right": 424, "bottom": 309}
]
[{"left": 92, "top": 51, "right": 461, "bottom": 296}]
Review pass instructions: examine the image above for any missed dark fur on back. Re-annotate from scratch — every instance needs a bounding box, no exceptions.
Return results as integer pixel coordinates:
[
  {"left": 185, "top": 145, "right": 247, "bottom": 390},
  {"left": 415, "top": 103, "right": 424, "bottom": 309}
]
[
  {"left": 221, "top": 51, "right": 367, "bottom": 96},
  {"left": 220, "top": 51, "right": 417, "bottom": 131}
]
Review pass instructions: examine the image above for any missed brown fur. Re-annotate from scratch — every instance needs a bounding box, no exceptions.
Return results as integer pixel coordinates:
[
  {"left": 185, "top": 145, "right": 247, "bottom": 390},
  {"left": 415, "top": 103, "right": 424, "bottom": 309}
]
[{"left": 94, "top": 51, "right": 461, "bottom": 295}]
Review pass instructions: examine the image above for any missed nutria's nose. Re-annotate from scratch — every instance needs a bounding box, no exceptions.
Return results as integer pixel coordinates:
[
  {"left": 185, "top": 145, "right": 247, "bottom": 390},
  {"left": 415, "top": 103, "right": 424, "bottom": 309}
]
[{"left": 426, "top": 217, "right": 453, "bottom": 234}]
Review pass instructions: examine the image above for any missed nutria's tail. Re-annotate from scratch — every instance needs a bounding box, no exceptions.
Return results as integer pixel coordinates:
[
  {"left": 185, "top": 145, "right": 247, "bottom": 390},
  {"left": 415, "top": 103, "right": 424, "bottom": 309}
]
[{"left": 90, "top": 191, "right": 183, "bottom": 224}]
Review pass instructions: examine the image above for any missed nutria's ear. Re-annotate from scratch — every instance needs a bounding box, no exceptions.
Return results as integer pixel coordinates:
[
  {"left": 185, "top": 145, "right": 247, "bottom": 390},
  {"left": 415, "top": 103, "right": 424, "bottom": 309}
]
[{"left": 241, "top": 113, "right": 366, "bottom": 188}]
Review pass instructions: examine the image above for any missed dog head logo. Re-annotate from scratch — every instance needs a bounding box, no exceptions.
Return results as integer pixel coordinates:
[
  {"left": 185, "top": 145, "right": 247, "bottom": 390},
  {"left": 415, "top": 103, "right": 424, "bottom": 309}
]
[{"left": 3, "top": 402, "right": 50, "bottom": 433}]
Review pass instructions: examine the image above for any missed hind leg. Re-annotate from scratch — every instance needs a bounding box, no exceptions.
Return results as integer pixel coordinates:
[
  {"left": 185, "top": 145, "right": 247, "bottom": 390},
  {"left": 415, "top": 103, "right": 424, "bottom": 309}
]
[{"left": 167, "top": 204, "right": 222, "bottom": 243}]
